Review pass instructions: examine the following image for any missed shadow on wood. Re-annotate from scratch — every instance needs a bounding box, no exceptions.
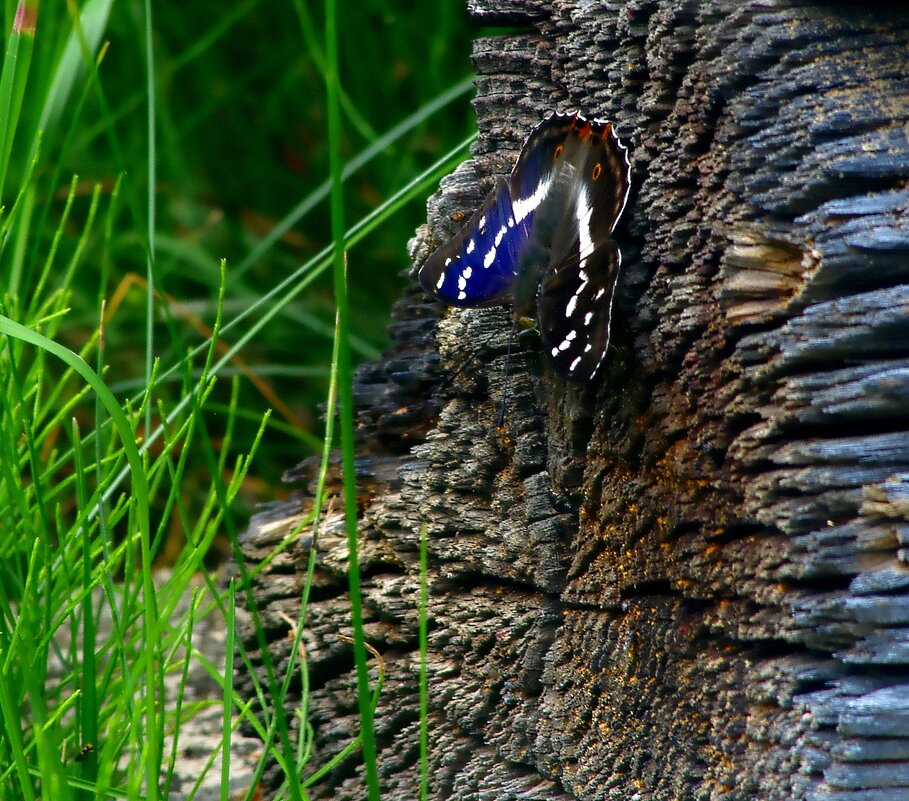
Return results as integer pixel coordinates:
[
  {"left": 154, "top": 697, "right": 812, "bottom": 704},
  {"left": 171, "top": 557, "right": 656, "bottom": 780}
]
[{"left": 233, "top": 3, "right": 909, "bottom": 799}]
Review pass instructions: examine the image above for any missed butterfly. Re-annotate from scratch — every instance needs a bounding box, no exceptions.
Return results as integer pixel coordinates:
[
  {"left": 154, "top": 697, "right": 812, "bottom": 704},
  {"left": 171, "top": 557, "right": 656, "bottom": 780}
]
[{"left": 418, "top": 111, "right": 632, "bottom": 382}]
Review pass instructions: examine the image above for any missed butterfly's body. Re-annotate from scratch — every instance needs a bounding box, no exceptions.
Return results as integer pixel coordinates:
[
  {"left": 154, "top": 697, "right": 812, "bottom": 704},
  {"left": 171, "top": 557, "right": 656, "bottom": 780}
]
[{"left": 419, "top": 111, "right": 631, "bottom": 381}]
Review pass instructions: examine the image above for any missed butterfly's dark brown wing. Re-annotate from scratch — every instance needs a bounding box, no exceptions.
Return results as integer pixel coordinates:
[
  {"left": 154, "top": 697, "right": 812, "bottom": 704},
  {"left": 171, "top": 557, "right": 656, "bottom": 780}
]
[
  {"left": 537, "top": 239, "right": 622, "bottom": 381},
  {"left": 511, "top": 112, "right": 631, "bottom": 381}
]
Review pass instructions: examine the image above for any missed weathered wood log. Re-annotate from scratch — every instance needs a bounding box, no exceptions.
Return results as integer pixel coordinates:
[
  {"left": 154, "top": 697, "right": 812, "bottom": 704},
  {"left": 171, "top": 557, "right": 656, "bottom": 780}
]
[{"left": 233, "top": 3, "right": 909, "bottom": 799}]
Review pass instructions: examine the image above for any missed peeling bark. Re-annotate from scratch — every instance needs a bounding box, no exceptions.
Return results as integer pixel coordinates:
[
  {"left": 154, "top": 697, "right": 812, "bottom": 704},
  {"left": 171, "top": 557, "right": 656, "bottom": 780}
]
[{"left": 233, "top": 3, "right": 909, "bottom": 799}]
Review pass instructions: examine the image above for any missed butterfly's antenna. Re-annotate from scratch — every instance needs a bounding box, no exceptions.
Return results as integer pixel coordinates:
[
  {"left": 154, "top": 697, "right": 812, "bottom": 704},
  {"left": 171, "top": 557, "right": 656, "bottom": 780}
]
[{"left": 496, "top": 316, "right": 519, "bottom": 429}]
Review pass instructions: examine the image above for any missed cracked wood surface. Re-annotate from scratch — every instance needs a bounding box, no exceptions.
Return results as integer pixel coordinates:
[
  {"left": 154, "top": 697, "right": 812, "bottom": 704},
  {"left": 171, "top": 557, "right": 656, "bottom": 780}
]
[{"left": 233, "top": 3, "right": 909, "bottom": 799}]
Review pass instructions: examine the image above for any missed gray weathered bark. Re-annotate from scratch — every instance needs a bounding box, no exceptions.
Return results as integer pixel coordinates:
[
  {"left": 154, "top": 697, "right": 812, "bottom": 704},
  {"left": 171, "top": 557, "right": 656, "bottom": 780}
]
[{"left": 234, "top": 3, "right": 909, "bottom": 799}]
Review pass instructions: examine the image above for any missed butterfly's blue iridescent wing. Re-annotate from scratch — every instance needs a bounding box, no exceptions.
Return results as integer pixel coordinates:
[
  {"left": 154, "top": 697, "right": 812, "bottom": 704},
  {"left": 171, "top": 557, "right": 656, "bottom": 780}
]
[
  {"left": 418, "top": 113, "right": 586, "bottom": 308},
  {"left": 419, "top": 176, "right": 525, "bottom": 307}
]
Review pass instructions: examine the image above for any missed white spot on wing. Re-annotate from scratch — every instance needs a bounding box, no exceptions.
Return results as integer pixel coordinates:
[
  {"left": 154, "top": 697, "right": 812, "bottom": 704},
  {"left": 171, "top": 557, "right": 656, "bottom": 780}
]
[
  {"left": 593, "top": 288, "right": 605, "bottom": 300},
  {"left": 584, "top": 311, "right": 593, "bottom": 326},
  {"left": 457, "top": 264, "right": 473, "bottom": 292},
  {"left": 436, "top": 273, "right": 445, "bottom": 290},
  {"left": 566, "top": 295, "right": 578, "bottom": 317},
  {"left": 483, "top": 246, "right": 496, "bottom": 269},
  {"left": 569, "top": 356, "right": 582, "bottom": 372},
  {"left": 466, "top": 239, "right": 475, "bottom": 254},
  {"left": 513, "top": 176, "right": 553, "bottom": 224},
  {"left": 576, "top": 188, "right": 595, "bottom": 262}
]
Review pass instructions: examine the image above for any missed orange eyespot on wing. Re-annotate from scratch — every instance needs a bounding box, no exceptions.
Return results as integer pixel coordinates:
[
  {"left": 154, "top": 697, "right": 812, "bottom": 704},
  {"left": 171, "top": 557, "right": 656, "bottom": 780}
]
[
  {"left": 592, "top": 162, "right": 603, "bottom": 181},
  {"left": 553, "top": 144, "right": 564, "bottom": 160}
]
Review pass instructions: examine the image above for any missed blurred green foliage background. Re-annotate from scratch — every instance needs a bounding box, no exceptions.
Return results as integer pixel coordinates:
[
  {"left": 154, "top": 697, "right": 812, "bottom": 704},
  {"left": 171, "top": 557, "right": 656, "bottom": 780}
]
[{"left": 2, "top": 0, "right": 476, "bottom": 557}]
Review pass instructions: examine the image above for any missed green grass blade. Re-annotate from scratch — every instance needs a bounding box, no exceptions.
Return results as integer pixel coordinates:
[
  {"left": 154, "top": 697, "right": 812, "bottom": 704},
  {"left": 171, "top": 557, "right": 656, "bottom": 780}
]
[
  {"left": 0, "top": 0, "right": 37, "bottom": 199},
  {"left": 324, "top": 0, "right": 380, "bottom": 797},
  {"left": 0, "top": 553, "right": 39, "bottom": 801},
  {"left": 37, "top": 0, "right": 112, "bottom": 134},
  {"left": 71, "top": 418, "right": 99, "bottom": 798},
  {"left": 143, "top": 0, "right": 157, "bottom": 450},
  {"left": 221, "top": 581, "right": 235, "bottom": 801}
]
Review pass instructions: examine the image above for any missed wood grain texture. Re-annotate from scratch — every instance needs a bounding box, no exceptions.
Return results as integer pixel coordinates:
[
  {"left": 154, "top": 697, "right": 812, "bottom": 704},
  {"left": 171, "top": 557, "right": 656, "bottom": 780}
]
[{"left": 233, "top": 3, "right": 909, "bottom": 799}]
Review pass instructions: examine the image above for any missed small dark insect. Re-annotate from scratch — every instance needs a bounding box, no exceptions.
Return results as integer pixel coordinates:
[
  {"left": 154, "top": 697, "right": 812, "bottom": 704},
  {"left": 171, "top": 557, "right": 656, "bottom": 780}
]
[{"left": 74, "top": 743, "right": 94, "bottom": 762}]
